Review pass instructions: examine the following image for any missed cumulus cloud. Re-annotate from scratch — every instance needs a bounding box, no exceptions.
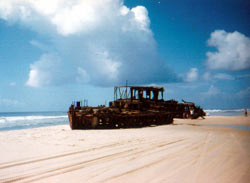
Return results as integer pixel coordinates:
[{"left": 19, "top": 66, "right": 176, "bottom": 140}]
[
  {"left": 203, "top": 72, "right": 211, "bottom": 81},
  {"left": 206, "top": 30, "right": 250, "bottom": 71},
  {"left": 202, "top": 85, "right": 220, "bottom": 96},
  {"left": 76, "top": 67, "right": 90, "bottom": 84},
  {"left": 184, "top": 68, "right": 198, "bottom": 82},
  {"left": 26, "top": 53, "right": 73, "bottom": 87},
  {"left": 236, "top": 74, "right": 250, "bottom": 79},
  {"left": 30, "top": 40, "right": 50, "bottom": 51},
  {"left": 214, "top": 73, "right": 234, "bottom": 80},
  {"left": 0, "top": 0, "right": 177, "bottom": 87},
  {"left": 236, "top": 87, "right": 250, "bottom": 98},
  {"left": 203, "top": 72, "right": 234, "bottom": 81}
]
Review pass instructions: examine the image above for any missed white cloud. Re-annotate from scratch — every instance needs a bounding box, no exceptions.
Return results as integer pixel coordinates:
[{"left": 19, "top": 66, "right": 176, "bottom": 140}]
[
  {"left": 0, "top": 0, "right": 176, "bottom": 87},
  {"left": 203, "top": 72, "right": 211, "bottom": 81},
  {"left": 214, "top": 73, "right": 234, "bottom": 80},
  {"left": 203, "top": 72, "right": 234, "bottom": 81},
  {"left": 26, "top": 53, "right": 72, "bottom": 87},
  {"left": 131, "top": 6, "right": 150, "bottom": 32},
  {"left": 30, "top": 40, "right": 49, "bottom": 51},
  {"left": 202, "top": 85, "right": 220, "bottom": 96},
  {"left": 185, "top": 68, "right": 198, "bottom": 82},
  {"left": 236, "top": 74, "right": 250, "bottom": 79},
  {"left": 76, "top": 67, "right": 90, "bottom": 84},
  {"left": 120, "top": 5, "right": 129, "bottom": 16},
  {"left": 236, "top": 87, "right": 250, "bottom": 98},
  {"left": 206, "top": 30, "right": 250, "bottom": 71}
]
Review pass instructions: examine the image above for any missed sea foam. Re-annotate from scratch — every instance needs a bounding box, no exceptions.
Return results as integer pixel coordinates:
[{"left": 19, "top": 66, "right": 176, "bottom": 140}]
[
  {"left": 205, "top": 109, "right": 249, "bottom": 116},
  {"left": 0, "top": 112, "right": 68, "bottom": 131}
]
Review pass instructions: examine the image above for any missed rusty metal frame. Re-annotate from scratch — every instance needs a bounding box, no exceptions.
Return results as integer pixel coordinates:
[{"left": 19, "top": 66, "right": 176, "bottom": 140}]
[{"left": 114, "top": 86, "right": 164, "bottom": 101}]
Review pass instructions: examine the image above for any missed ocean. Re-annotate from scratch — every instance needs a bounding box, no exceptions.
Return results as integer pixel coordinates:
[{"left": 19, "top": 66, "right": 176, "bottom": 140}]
[
  {"left": 0, "top": 111, "right": 68, "bottom": 131},
  {"left": 204, "top": 109, "right": 249, "bottom": 116},
  {"left": 0, "top": 109, "right": 248, "bottom": 131}
]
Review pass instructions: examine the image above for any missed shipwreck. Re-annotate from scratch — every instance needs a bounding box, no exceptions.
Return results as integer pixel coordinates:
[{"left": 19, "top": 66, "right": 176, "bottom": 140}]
[{"left": 68, "top": 86, "right": 205, "bottom": 130}]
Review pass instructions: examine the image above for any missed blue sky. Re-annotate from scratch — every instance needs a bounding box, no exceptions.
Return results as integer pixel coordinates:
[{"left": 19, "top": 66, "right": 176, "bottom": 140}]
[{"left": 0, "top": 0, "right": 249, "bottom": 112}]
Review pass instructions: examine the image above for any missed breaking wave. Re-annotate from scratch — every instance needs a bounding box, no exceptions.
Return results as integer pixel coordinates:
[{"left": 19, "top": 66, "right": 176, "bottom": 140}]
[
  {"left": 0, "top": 115, "right": 67, "bottom": 123},
  {"left": 204, "top": 109, "right": 249, "bottom": 116},
  {"left": 0, "top": 112, "right": 68, "bottom": 131}
]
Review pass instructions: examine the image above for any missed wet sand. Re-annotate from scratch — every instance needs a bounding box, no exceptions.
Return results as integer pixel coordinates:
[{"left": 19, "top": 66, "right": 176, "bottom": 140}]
[{"left": 0, "top": 116, "right": 249, "bottom": 183}]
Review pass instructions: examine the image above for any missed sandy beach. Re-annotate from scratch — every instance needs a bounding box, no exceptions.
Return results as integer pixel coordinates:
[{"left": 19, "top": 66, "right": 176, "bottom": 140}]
[{"left": 0, "top": 116, "right": 249, "bottom": 183}]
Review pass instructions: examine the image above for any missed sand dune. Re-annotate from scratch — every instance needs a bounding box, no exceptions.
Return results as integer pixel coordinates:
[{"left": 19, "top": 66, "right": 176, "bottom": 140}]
[{"left": 0, "top": 116, "right": 249, "bottom": 183}]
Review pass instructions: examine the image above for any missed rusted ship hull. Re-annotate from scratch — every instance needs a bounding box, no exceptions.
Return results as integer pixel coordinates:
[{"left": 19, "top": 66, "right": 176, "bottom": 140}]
[
  {"left": 164, "top": 100, "right": 206, "bottom": 119},
  {"left": 68, "top": 86, "right": 205, "bottom": 130},
  {"left": 68, "top": 109, "right": 173, "bottom": 129},
  {"left": 68, "top": 111, "right": 98, "bottom": 129}
]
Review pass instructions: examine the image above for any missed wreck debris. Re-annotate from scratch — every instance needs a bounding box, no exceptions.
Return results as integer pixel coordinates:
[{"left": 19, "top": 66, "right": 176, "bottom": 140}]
[
  {"left": 68, "top": 86, "right": 173, "bottom": 129},
  {"left": 164, "top": 99, "right": 206, "bottom": 119},
  {"left": 68, "top": 86, "right": 206, "bottom": 129}
]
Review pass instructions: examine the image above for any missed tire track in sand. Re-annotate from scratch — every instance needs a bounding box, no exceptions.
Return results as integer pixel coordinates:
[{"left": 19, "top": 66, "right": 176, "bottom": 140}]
[
  {"left": 0, "top": 143, "right": 119, "bottom": 170},
  {"left": 0, "top": 139, "right": 185, "bottom": 183},
  {"left": 0, "top": 148, "right": 135, "bottom": 183}
]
